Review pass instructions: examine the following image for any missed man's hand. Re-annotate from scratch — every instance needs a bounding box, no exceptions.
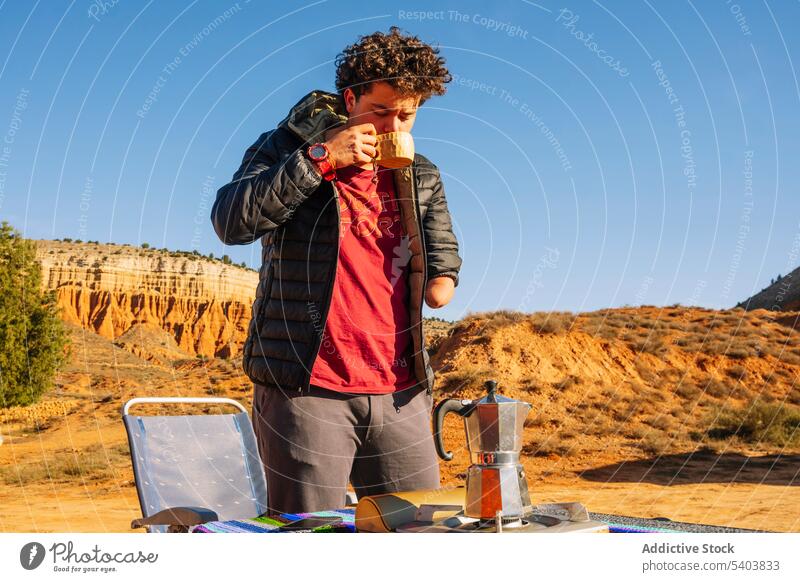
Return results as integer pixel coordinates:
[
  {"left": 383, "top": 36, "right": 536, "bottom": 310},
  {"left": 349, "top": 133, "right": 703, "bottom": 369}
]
[
  {"left": 425, "top": 276, "right": 455, "bottom": 308},
  {"left": 323, "top": 123, "right": 377, "bottom": 169}
]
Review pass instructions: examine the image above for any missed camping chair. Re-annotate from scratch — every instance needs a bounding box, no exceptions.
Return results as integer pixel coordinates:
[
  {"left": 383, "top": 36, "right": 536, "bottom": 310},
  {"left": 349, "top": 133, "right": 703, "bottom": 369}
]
[{"left": 122, "top": 397, "right": 269, "bottom": 533}]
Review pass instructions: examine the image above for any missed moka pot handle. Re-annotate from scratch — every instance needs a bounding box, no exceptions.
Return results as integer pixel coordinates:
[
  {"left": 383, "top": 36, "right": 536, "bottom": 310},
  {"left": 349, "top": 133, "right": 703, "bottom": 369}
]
[{"left": 433, "top": 398, "right": 474, "bottom": 461}]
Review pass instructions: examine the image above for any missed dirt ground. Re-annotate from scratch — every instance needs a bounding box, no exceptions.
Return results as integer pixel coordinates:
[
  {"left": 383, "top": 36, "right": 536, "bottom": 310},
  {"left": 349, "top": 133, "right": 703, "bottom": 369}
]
[
  {"left": 2, "top": 310, "right": 799, "bottom": 533},
  {"left": 1, "top": 475, "right": 797, "bottom": 533},
  {"left": 1, "top": 407, "right": 797, "bottom": 532}
]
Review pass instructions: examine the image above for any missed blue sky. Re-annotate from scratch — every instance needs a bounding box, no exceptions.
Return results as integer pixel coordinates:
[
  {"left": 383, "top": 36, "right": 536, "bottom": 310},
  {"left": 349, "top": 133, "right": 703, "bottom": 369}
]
[{"left": 1, "top": 1, "right": 798, "bottom": 321}]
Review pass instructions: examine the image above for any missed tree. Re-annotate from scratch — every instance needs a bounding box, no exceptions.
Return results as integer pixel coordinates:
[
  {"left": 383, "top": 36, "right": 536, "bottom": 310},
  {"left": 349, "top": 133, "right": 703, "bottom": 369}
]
[
  {"left": 221, "top": 254, "right": 232, "bottom": 265},
  {"left": 141, "top": 242, "right": 150, "bottom": 249},
  {"left": 0, "top": 222, "right": 69, "bottom": 408}
]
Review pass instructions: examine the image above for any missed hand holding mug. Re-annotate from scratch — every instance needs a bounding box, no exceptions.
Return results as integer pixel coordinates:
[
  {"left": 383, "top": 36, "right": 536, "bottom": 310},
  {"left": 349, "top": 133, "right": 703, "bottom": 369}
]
[{"left": 324, "top": 123, "right": 377, "bottom": 169}]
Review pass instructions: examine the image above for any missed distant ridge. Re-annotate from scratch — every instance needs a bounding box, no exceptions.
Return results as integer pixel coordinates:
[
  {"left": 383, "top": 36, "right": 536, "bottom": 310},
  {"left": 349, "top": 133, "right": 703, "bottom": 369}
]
[{"left": 736, "top": 266, "right": 800, "bottom": 312}]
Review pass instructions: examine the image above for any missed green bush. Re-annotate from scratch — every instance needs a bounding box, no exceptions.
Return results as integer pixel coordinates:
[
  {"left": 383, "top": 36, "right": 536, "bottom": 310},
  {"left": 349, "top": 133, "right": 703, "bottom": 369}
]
[{"left": 0, "top": 222, "right": 69, "bottom": 408}]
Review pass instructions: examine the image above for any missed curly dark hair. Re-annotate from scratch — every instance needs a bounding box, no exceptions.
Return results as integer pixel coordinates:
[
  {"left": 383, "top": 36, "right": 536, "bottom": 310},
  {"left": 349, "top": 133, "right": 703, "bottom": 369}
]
[{"left": 335, "top": 26, "right": 451, "bottom": 105}]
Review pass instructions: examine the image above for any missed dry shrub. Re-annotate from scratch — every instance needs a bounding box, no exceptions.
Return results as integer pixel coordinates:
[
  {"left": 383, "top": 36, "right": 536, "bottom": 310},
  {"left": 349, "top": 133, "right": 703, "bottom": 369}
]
[
  {"left": 524, "top": 414, "right": 548, "bottom": 428},
  {"left": 675, "top": 382, "right": 702, "bottom": 400},
  {"left": 554, "top": 375, "right": 581, "bottom": 391},
  {"left": 450, "top": 309, "right": 577, "bottom": 340},
  {"left": 519, "top": 378, "right": 547, "bottom": 394},
  {"left": 437, "top": 365, "right": 495, "bottom": 394},
  {"left": 625, "top": 425, "right": 648, "bottom": 439},
  {"left": 523, "top": 440, "right": 576, "bottom": 458},
  {"left": 579, "top": 408, "right": 603, "bottom": 423},
  {"left": 726, "top": 365, "right": 748, "bottom": 381},
  {"left": 0, "top": 443, "right": 130, "bottom": 486},
  {"left": 614, "top": 389, "right": 650, "bottom": 421},
  {"left": 633, "top": 357, "right": 658, "bottom": 383},
  {"left": 637, "top": 433, "right": 672, "bottom": 456},
  {"left": 588, "top": 418, "right": 616, "bottom": 437},
  {"left": 597, "top": 387, "right": 626, "bottom": 408},
  {"left": 703, "top": 341, "right": 728, "bottom": 356},
  {"left": 729, "top": 385, "right": 751, "bottom": 400},
  {"left": 706, "top": 399, "right": 800, "bottom": 447},
  {"left": 596, "top": 328, "right": 621, "bottom": 340},
  {"left": 625, "top": 332, "right": 669, "bottom": 356},
  {"left": 641, "top": 385, "right": 669, "bottom": 404},
  {"left": 527, "top": 311, "right": 577, "bottom": 334},
  {"left": 668, "top": 406, "right": 685, "bottom": 418},
  {"left": 672, "top": 336, "right": 696, "bottom": 349},
  {"left": 703, "top": 378, "right": 732, "bottom": 399},
  {"left": 776, "top": 352, "right": 800, "bottom": 366},
  {"left": 451, "top": 309, "right": 527, "bottom": 335},
  {"left": 644, "top": 415, "right": 673, "bottom": 431},
  {"left": 727, "top": 346, "right": 754, "bottom": 360},
  {"left": 558, "top": 428, "right": 578, "bottom": 440}
]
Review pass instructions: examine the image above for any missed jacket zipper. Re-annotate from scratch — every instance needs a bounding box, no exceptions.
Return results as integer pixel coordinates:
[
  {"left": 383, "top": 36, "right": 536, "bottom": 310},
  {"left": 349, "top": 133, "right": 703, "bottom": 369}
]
[
  {"left": 303, "top": 178, "right": 342, "bottom": 392},
  {"left": 410, "top": 166, "right": 432, "bottom": 396}
]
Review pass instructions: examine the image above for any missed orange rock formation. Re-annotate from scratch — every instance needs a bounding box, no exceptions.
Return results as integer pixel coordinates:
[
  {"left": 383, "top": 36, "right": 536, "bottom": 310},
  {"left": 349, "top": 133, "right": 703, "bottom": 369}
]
[{"left": 34, "top": 240, "right": 257, "bottom": 357}]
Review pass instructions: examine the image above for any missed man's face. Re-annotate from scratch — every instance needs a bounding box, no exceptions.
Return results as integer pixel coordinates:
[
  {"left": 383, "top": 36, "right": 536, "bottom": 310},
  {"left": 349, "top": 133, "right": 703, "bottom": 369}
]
[{"left": 343, "top": 82, "right": 420, "bottom": 134}]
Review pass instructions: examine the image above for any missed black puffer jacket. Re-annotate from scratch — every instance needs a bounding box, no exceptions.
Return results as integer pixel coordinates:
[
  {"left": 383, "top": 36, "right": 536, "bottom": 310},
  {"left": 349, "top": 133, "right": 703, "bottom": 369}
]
[{"left": 211, "top": 89, "right": 462, "bottom": 394}]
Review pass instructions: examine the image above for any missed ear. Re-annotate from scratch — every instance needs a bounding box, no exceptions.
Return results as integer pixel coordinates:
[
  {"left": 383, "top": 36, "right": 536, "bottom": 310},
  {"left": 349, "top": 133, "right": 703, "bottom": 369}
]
[{"left": 343, "top": 88, "right": 356, "bottom": 114}]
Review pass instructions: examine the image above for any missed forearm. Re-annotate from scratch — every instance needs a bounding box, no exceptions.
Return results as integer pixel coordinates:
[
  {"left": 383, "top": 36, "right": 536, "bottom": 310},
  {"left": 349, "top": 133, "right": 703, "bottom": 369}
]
[{"left": 211, "top": 132, "right": 322, "bottom": 245}]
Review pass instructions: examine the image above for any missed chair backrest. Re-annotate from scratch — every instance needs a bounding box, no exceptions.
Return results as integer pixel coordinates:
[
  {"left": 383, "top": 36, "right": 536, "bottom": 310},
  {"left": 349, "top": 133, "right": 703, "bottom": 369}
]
[{"left": 122, "top": 397, "right": 268, "bottom": 533}]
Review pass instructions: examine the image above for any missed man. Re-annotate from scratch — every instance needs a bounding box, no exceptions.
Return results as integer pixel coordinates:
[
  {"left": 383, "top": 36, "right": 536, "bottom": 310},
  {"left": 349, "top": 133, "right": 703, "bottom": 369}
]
[{"left": 210, "top": 27, "right": 462, "bottom": 514}]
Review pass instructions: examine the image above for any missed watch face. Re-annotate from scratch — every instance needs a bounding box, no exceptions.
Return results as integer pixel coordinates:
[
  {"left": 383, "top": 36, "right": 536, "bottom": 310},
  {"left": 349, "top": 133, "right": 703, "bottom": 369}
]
[{"left": 309, "top": 145, "right": 327, "bottom": 160}]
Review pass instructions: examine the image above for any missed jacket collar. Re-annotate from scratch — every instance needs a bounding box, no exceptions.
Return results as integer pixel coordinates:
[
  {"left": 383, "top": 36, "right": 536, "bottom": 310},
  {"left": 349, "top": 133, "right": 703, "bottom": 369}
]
[{"left": 277, "top": 89, "right": 348, "bottom": 144}]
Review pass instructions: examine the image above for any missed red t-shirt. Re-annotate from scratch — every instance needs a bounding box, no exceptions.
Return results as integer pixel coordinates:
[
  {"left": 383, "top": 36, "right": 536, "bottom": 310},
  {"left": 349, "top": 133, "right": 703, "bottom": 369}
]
[{"left": 309, "top": 163, "right": 417, "bottom": 394}]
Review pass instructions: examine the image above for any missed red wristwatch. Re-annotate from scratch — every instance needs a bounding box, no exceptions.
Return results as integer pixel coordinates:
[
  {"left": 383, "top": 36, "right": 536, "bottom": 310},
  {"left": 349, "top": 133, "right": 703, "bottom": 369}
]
[{"left": 306, "top": 142, "right": 336, "bottom": 181}]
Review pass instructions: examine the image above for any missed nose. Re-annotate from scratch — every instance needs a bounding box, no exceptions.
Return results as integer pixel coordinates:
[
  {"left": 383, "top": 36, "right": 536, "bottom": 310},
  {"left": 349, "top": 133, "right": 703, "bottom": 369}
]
[{"left": 385, "top": 116, "right": 403, "bottom": 134}]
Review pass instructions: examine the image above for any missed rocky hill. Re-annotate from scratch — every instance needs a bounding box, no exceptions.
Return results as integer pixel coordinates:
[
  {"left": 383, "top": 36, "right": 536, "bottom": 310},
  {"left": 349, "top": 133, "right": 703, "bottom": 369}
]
[
  {"left": 736, "top": 266, "right": 800, "bottom": 312},
  {"left": 431, "top": 307, "right": 800, "bottom": 464},
  {"left": 34, "top": 240, "right": 258, "bottom": 358}
]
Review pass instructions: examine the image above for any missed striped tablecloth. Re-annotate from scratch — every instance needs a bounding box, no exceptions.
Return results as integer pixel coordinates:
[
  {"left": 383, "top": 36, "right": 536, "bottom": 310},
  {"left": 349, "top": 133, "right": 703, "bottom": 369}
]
[
  {"left": 190, "top": 509, "right": 356, "bottom": 533},
  {"left": 190, "top": 508, "right": 763, "bottom": 534}
]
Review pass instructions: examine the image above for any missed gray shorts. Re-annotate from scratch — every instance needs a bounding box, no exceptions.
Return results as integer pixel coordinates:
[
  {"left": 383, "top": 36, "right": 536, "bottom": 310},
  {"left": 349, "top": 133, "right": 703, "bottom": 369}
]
[{"left": 252, "top": 383, "right": 441, "bottom": 515}]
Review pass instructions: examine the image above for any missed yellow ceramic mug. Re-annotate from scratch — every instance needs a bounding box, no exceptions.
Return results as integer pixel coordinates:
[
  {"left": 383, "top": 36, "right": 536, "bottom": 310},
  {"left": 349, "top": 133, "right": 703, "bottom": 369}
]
[{"left": 374, "top": 131, "right": 415, "bottom": 168}]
